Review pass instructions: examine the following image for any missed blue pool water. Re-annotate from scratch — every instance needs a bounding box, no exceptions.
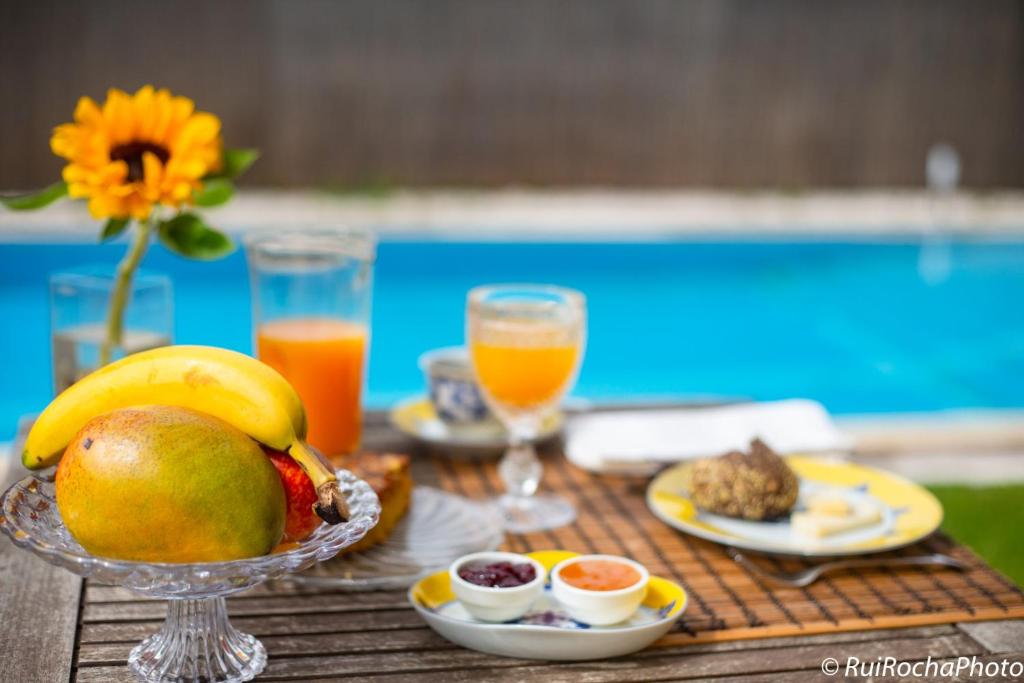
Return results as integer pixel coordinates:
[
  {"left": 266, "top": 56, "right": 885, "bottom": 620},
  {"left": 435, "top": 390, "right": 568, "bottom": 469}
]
[{"left": 1, "top": 237, "right": 1023, "bottom": 441}]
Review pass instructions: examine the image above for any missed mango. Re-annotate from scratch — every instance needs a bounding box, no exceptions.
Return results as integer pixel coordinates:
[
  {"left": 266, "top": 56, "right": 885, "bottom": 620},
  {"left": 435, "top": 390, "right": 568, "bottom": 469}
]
[{"left": 56, "top": 405, "right": 286, "bottom": 562}]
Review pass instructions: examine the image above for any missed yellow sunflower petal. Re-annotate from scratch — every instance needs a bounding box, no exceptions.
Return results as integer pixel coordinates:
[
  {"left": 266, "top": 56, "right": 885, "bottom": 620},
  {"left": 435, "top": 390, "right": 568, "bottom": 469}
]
[
  {"left": 142, "top": 150, "right": 163, "bottom": 181},
  {"left": 133, "top": 86, "right": 156, "bottom": 140},
  {"left": 171, "top": 157, "right": 209, "bottom": 180},
  {"left": 88, "top": 194, "right": 119, "bottom": 219},
  {"left": 141, "top": 151, "right": 164, "bottom": 201},
  {"left": 128, "top": 195, "right": 152, "bottom": 220},
  {"left": 50, "top": 123, "right": 81, "bottom": 158},
  {"left": 168, "top": 96, "right": 196, "bottom": 136},
  {"left": 73, "top": 97, "right": 104, "bottom": 127},
  {"left": 102, "top": 160, "right": 129, "bottom": 184},
  {"left": 174, "top": 112, "right": 221, "bottom": 155},
  {"left": 103, "top": 88, "right": 135, "bottom": 144},
  {"left": 62, "top": 165, "right": 89, "bottom": 183},
  {"left": 108, "top": 178, "right": 138, "bottom": 197},
  {"left": 149, "top": 89, "right": 175, "bottom": 143},
  {"left": 170, "top": 180, "right": 195, "bottom": 201}
]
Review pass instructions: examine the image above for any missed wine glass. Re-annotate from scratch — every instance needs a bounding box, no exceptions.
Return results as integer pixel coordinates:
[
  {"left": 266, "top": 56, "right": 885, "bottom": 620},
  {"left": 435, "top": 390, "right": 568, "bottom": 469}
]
[
  {"left": 467, "top": 284, "right": 586, "bottom": 533},
  {"left": 1, "top": 469, "right": 380, "bottom": 683}
]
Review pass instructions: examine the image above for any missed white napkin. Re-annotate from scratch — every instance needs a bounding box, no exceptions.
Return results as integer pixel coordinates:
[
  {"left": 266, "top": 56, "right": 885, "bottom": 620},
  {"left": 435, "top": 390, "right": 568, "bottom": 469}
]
[{"left": 565, "top": 399, "right": 852, "bottom": 474}]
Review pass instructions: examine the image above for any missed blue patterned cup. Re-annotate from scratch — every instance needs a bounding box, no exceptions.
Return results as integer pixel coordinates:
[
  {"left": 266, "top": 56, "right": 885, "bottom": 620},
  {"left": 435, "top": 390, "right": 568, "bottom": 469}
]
[{"left": 419, "top": 347, "right": 492, "bottom": 424}]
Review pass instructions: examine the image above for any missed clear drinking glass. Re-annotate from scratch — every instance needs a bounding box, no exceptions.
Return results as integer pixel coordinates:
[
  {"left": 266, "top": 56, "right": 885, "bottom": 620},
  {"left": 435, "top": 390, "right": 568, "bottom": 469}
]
[
  {"left": 247, "top": 231, "right": 375, "bottom": 461},
  {"left": 50, "top": 266, "right": 173, "bottom": 394},
  {"left": 467, "top": 284, "right": 586, "bottom": 533}
]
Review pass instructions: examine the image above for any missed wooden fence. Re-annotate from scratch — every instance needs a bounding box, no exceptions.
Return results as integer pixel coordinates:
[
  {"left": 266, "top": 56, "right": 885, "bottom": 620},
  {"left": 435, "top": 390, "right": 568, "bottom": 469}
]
[{"left": 1, "top": 0, "right": 1022, "bottom": 189}]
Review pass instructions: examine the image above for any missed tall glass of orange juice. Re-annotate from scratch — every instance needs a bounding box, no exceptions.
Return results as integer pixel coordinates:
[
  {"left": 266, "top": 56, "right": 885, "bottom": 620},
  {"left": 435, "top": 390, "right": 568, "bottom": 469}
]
[
  {"left": 247, "top": 231, "right": 374, "bottom": 460},
  {"left": 467, "top": 284, "right": 586, "bottom": 532}
]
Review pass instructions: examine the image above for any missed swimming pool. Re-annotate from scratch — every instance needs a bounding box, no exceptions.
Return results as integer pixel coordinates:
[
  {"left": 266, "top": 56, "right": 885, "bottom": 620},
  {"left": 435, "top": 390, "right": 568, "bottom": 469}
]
[{"left": 1, "top": 237, "right": 1022, "bottom": 441}]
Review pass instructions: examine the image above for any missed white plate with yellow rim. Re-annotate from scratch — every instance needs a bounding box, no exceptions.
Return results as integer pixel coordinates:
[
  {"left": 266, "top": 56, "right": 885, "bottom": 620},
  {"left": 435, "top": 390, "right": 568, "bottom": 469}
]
[
  {"left": 647, "top": 455, "right": 943, "bottom": 557},
  {"left": 389, "top": 396, "right": 564, "bottom": 455},
  {"left": 409, "top": 550, "right": 687, "bottom": 660}
]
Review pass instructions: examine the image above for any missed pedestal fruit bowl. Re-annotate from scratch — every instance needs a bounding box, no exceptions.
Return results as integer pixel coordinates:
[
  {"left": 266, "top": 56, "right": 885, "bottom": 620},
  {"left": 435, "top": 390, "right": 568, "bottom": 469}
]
[{"left": 1, "top": 468, "right": 380, "bottom": 682}]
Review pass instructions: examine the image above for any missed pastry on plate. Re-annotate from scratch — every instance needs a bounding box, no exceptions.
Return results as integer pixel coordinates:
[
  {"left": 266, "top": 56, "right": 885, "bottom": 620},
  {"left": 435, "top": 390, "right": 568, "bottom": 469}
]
[
  {"left": 688, "top": 438, "right": 798, "bottom": 521},
  {"left": 334, "top": 452, "right": 413, "bottom": 553}
]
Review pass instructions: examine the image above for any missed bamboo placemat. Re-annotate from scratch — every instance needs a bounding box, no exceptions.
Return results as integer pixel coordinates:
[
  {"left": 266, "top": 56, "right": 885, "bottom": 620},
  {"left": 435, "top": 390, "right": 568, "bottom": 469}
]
[{"left": 432, "top": 452, "right": 1024, "bottom": 646}]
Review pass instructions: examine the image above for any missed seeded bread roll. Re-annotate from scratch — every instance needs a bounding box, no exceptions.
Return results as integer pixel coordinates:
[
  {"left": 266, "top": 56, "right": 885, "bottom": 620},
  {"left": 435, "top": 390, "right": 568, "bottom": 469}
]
[{"left": 688, "top": 438, "right": 798, "bottom": 520}]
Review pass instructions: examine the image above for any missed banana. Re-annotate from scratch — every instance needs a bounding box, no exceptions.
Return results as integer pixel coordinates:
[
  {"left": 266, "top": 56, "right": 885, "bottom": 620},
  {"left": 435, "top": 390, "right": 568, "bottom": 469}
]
[{"left": 23, "top": 345, "right": 348, "bottom": 524}]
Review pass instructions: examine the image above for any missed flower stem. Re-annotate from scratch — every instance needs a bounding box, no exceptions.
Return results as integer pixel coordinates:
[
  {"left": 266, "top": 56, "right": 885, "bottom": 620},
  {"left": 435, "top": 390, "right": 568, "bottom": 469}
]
[{"left": 99, "top": 216, "right": 154, "bottom": 367}]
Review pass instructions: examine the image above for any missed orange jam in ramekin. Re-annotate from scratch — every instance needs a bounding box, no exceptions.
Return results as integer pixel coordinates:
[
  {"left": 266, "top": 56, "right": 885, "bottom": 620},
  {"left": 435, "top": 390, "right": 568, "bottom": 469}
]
[{"left": 559, "top": 559, "right": 642, "bottom": 591}]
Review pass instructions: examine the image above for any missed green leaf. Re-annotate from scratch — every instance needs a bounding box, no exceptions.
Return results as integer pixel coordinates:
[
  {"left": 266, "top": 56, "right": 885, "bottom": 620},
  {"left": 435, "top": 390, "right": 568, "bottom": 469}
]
[
  {"left": 100, "top": 217, "right": 130, "bottom": 242},
  {"left": 193, "top": 178, "right": 235, "bottom": 207},
  {"left": 157, "top": 213, "right": 235, "bottom": 260},
  {"left": 216, "top": 148, "right": 259, "bottom": 179},
  {"left": 1, "top": 181, "right": 68, "bottom": 210}
]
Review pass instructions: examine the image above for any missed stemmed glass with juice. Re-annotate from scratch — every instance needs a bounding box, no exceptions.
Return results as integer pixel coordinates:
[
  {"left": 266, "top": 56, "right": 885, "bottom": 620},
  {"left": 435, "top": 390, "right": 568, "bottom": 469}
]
[
  {"left": 247, "top": 231, "right": 374, "bottom": 460},
  {"left": 467, "top": 284, "right": 586, "bottom": 533}
]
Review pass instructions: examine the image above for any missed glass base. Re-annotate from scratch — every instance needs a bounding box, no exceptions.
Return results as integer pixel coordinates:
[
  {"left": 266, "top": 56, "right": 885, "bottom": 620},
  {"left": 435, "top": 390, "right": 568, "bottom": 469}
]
[
  {"left": 497, "top": 493, "right": 576, "bottom": 534},
  {"left": 128, "top": 597, "right": 266, "bottom": 683}
]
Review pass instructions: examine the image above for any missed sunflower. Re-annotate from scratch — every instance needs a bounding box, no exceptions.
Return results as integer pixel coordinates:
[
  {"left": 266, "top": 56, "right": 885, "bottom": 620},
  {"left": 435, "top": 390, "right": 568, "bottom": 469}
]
[{"left": 50, "top": 86, "right": 222, "bottom": 220}]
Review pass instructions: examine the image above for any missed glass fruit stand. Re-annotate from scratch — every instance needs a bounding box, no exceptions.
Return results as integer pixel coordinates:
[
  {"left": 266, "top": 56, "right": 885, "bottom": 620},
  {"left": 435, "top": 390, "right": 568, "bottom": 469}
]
[{"left": 0, "top": 469, "right": 380, "bottom": 683}]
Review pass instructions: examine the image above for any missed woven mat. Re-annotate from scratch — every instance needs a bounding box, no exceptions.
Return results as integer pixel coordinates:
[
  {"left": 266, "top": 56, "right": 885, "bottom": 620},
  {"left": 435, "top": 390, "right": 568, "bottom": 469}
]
[{"left": 433, "top": 452, "right": 1024, "bottom": 645}]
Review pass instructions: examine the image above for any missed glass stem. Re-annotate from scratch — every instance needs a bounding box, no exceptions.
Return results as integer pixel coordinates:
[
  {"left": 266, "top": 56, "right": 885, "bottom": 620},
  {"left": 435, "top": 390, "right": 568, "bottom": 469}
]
[
  {"left": 498, "top": 421, "right": 542, "bottom": 500},
  {"left": 99, "top": 215, "right": 153, "bottom": 367}
]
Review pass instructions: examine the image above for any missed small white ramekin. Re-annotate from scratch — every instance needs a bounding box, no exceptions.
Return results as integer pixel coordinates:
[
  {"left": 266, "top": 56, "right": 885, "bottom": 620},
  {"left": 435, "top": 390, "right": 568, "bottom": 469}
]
[
  {"left": 449, "top": 551, "right": 546, "bottom": 622},
  {"left": 550, "top": 554, "right": 649, "bottom": 626}
]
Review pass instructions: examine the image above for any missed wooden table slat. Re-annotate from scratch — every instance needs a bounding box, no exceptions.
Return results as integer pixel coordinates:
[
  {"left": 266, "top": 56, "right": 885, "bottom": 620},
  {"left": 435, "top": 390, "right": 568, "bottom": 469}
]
[
  {"left": 82, "top": 591, "right": 411, "bottom": 622},
  {"left": 77, "top": 627, "right": 450, "bottom": 665},
  {"left": 79, "top": 609, "right": 429, "bottom": 644},
  {"left": 0, "top": 462, "right": 83, "bottom": 683},
  {"left": 184, "top": 632, "right": 986, "bottom": 681}
]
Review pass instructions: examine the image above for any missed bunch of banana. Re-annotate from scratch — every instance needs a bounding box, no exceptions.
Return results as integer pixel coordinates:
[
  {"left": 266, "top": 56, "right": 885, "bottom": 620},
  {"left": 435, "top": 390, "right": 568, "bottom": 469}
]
[{"left": 23, "top": 345, "right": 349, "bottom": 523}]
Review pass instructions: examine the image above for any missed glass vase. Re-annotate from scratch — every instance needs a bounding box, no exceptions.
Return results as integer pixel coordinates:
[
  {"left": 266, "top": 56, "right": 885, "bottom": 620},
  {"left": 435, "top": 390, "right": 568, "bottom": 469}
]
[{"left": 49, "top": 265, "right": 173, "bottom": 394}]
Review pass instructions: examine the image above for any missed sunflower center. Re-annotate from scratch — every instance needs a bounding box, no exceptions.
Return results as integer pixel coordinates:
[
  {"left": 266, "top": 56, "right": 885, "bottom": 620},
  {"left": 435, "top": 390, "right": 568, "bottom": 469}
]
[{"left": 110, "top": 142, "right": 170, "bottom": 183}]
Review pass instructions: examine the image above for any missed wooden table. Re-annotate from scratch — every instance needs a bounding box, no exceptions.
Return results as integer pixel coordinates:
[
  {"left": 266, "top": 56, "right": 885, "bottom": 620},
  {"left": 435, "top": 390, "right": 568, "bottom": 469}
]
[{"left": 2, "top": 410, "right": 1022, "bottom": 682}]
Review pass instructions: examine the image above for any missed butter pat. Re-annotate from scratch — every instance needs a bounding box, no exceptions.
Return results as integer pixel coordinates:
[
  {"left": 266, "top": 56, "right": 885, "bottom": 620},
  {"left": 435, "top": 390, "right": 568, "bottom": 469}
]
[
  {"left": 792, "top": 504, "right": 881, "bottom": 539},
  {"left": 805, "top": 493, "right": 851, "bottom": 517}
]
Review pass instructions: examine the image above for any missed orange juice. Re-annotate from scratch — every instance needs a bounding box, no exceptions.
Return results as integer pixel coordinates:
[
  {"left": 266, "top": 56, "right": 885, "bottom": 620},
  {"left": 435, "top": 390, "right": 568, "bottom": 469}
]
[
  {"left": 470, "top": 341, "right": 578, "bottom": 408},
  {"left": 256, "top": 317, "right": 367, "bottom": 457}
]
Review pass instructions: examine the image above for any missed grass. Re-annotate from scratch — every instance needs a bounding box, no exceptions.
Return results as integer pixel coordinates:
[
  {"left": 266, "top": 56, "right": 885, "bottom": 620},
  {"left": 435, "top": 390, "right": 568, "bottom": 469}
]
[{"left": 926, "top": 484, "right": 1024, "bottom": 587}]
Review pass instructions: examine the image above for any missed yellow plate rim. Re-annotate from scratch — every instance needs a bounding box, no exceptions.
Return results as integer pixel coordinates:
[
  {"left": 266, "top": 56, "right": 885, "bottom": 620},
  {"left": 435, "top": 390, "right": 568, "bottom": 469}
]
[{"left": 646, "top": 455, "right": 944, "bottom": 558}]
